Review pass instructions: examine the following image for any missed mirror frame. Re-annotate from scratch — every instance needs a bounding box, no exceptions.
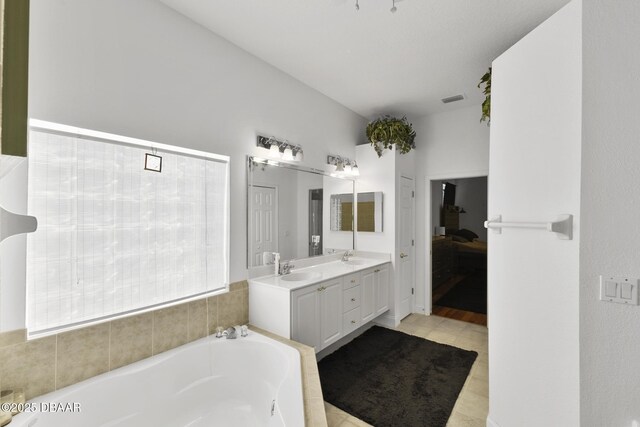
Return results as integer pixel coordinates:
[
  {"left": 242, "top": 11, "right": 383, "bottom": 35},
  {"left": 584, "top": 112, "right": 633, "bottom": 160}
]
[{"left": 246, "top": 156, "right": 355, "bottom": 268}]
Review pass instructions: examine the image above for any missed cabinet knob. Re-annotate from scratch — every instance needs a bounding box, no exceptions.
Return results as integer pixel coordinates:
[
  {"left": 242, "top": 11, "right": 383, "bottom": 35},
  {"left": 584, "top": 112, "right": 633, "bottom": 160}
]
[
  {"left": 350, "top": 279, "right": 356, "bottom": 283},
  {"left": 400, "top": 253, "right": 408, "bottom": 259},
  {"left": 351, "top": 298, "right": 356, "bottom": 302},
  {"left": 351, "top": 320, "right": 356, "bottom": 324},
  {"left": 374, "top": 269, "right": 380, "bottom": 273},
  {"left": 317, "top": 286, "right": 324, "bottom": 292}
]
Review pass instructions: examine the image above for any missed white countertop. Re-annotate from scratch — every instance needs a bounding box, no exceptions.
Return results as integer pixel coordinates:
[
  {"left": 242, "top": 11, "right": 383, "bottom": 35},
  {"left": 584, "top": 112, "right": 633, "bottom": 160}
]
[{"left": 249, "top": 256, "right": 391, "bottom": 291}]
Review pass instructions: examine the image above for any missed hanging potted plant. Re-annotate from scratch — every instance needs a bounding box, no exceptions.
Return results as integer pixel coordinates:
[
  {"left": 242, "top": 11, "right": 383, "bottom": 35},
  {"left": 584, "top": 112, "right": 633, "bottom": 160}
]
[
  {"left": 366, "top": 115, "right": 416, "bottom": 157},
  {"left": 478, "top": 67, "right": 491, "bottom": 124}
]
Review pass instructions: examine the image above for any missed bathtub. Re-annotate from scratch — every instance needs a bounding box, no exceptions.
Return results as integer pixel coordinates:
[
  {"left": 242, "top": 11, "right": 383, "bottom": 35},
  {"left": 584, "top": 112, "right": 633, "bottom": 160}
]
[{"left": 11, "top": 330, "right": 304, "bottom": 427}]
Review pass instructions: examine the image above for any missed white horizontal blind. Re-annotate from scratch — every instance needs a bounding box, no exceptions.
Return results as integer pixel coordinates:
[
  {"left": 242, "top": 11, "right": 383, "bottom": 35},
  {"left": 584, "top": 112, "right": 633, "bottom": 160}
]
[{"left": 27, "top": 123, "right": 229, "bottom": 336}]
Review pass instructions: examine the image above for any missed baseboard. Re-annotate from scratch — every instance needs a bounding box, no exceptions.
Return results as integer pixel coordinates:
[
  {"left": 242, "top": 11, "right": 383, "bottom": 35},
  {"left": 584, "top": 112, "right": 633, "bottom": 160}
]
[
  {"left": 486, "top": 415, "right": 500, "bottom": 427},
  {"left": 316, "top": 323, "right": 375, "bottom": 361},
  {"left": 373, "top": 312, "right": 399, "bottom": 328}
]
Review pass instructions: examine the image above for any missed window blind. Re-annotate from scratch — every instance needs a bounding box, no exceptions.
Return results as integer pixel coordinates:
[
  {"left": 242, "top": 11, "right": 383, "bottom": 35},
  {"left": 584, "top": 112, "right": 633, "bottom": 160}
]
[{"left": 26, "top": 121, "right": 229, "bottom": 337}]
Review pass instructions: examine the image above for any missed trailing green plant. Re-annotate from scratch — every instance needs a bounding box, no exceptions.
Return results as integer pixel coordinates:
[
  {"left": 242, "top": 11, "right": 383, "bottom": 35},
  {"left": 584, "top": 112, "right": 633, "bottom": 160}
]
[
  {"left": 365, "top": 115, "right": 416, "bottom": 157},
  {"left": 478, "top": 67, "right": 491, "bottom": 124}
]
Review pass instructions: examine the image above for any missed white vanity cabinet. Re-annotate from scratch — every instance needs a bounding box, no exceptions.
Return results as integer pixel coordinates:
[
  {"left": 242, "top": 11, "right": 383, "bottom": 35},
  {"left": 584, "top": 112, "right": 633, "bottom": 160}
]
[
  {"left": 249, "top": 259, "right": 391, "bottom": 353},
  {"left": 291, "top": 278, "right": 343, "bottom": 352}
]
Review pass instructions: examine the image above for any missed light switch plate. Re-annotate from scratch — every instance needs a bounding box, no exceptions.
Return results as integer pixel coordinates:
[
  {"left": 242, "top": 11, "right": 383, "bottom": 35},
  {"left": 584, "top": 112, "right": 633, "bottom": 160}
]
[{"left": 600, "top": 276, "right": 639, "bottom": 305}]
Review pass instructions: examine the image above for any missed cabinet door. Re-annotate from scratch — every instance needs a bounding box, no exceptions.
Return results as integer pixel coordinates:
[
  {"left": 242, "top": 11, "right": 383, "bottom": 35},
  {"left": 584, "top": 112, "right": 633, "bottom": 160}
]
[
  {"left": 360, "top": 268, "right": 376, "bottom": 323},
  {"left": 375, "top": 265, "right": 390, "bottom": 315},
  {"left": 319, "top": 279, "right": 343, "bottom": 349},
  {"left": 291, "top": 285, "right": 320, "bottom": 352}
]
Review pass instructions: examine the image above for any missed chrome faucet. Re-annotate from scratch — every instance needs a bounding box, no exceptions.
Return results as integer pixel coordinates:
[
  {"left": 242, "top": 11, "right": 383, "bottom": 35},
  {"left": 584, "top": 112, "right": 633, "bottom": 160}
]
[
  {"left": 342, "top": 250, "right": 354, "bottom": 262},
  {"left": 278, "top": 261, "right": 294, "bottom": 275},
  {"left": 222, "top": 327, "right": 237, "bottom": 339}
]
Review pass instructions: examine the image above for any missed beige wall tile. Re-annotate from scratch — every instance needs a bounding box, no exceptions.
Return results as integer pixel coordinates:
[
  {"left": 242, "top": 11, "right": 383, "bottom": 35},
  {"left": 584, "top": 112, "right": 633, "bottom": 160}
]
[
  {"left": 25, "top": 335, "right": 56, "bottom": 399},
  {"left": 229, "top": 280, "right": 248, "bottom": 292},
  {"left": 217, "top": 290, "right": 245, "bottom": 328},
  {"left": 188, "top": 299, "right": 208, "bottom": 342},
  {"left": 110, "top": 313, "right": 153, "bottom": 370},
  {"left": 207, "top": 295, "right": 219, "bottom": 335},
  {"left": 56, "top": 323, "right": 110, "bottom": 389},
  {"left": 0, "top": 342, "right": 26, "bottom": 390},
  {"left": 153, "top": 304, "right": 188, "bottom": 354},
  {"left": 0, "top": 329, "right": 26, "bottom": 348}
]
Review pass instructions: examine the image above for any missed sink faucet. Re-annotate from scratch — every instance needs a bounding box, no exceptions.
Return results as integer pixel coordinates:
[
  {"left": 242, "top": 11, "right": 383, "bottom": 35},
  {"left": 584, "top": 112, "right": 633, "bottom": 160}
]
[
  {"left": 278, "top": 260, "right": 294, "bottom": 275},
  {"left": 222, "top": 327, "right": 237, "bottom": 339},
  {"left": 342, "top": 250, "right": 354, "bottom": 261}
]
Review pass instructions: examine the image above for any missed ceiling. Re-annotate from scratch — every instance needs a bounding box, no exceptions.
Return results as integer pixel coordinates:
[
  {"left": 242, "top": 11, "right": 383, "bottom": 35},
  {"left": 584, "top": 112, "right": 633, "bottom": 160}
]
[{"left": 158, "top": 0, "right": 569, "bottom": 119}]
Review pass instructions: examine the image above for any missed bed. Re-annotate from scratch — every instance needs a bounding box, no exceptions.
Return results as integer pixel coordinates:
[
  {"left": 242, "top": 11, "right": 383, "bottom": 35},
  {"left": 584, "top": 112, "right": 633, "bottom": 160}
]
[{"left": 449, "top": 229, "right": 487, "bottom": 271}]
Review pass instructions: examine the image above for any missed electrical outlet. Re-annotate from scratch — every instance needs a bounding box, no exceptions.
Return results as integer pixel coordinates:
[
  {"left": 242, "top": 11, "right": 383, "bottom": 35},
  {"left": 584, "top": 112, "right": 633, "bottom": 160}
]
[{"left": 599, "top": 276, "right": 639, "bottom": 305}]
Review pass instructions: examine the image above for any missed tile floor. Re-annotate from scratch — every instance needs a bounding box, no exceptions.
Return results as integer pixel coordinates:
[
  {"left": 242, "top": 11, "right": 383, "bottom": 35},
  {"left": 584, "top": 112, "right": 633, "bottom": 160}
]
[{"left": 324, "top": 314, "right": 489, "bottom": 427}]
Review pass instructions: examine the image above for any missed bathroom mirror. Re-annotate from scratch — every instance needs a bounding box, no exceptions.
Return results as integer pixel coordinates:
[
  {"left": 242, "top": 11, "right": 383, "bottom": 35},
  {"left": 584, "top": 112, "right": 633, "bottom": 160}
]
[
  {"left": 247, "top": 157, "right": 355, "bottom": 267},
  {"left": 330, "top": 191, "right": 383, "bottom": 233},
  {"left": 356, "top": 191, "right": 383, "bottom": 232}
]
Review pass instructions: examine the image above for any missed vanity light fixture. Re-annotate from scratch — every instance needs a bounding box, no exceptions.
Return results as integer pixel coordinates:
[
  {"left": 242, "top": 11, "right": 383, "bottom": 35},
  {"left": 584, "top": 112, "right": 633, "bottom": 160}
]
[
  {"left": 327, "top": 155, "right": 359, "bottom": 178},
  {"left": 257, "top": 135, "right": 304, "bottom": 162},
  {"left": 354, "top": 0, "right": 403, "bottom": 13}
]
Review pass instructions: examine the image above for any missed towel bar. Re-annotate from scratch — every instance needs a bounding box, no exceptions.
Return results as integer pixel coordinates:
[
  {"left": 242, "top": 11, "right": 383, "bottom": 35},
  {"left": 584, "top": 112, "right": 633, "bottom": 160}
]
[{"left": 484, "top": 214, "right": 572, "bottom": 240}]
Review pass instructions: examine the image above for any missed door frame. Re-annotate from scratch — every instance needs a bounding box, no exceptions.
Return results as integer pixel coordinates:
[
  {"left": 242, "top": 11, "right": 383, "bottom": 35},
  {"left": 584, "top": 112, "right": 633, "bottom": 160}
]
[
  {"left": 399, "top": 174, "right": 416, "bottom": 317},
  {"left": 424, "top": 170, "right": 488, "bottom": 314}
]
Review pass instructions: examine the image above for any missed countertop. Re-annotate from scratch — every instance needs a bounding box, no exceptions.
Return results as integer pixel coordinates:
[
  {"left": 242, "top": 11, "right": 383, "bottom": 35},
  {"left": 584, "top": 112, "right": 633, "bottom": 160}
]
[{"left": 249, "top": 256, "right": 391, "bottom": 291}]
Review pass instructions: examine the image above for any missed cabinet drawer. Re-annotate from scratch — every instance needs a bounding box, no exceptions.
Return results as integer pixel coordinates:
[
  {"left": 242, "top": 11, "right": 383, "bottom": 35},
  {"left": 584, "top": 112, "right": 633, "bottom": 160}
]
[
  {"left": 342, "top": 307, "right": 361, "bottom": 335},
  {"left": 342, "top": 285, "right": 360, "bottom": 312},
  {"left": 343, "top": 273, "right": 360, "bottom": 290}
]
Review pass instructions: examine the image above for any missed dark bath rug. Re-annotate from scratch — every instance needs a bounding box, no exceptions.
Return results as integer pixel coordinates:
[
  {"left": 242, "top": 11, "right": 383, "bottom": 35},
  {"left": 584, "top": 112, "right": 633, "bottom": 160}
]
[{"left": 318, "top": 326, "right": 477, "bottom": 427}]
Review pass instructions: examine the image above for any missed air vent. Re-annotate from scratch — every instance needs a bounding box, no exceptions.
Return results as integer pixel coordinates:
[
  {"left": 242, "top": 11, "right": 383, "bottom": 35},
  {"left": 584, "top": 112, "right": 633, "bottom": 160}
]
[{"left": 441, "top": 94, "right": 465, "bottom": 104}]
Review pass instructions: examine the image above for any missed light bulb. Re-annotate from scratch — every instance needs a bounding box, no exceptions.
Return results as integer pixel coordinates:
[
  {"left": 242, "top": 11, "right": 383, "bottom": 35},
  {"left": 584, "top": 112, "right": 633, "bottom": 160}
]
[
  {"left": 344, "top": 163, "right": 352, "bottom": 174},
  {"left": 269, "top": 143, "right": 280, "bottom": 157},
  {"left": 282, "top": 147, "right": 294, "bottom": 161},
  {"left": 335, "top": 161, "right": 344, "bottom": 173},
  {"left": 351, "top": 164, "right": 360, "bottom": 176},
  {"left": 295, "top": 150, "right": 303, "bottom": 161}
]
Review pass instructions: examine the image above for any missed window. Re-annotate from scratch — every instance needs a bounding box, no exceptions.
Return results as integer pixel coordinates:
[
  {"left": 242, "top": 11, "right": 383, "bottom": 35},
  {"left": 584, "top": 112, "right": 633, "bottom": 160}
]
[{"left": 26, "top": 120, "right": 229, "bottom": 337}]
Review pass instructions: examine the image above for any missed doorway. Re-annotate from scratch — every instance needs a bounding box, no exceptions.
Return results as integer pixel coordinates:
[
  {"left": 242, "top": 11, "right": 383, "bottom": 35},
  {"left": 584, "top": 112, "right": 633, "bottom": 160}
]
[{"left": 429, "top": 176, "right": 487, "bottom": 326}]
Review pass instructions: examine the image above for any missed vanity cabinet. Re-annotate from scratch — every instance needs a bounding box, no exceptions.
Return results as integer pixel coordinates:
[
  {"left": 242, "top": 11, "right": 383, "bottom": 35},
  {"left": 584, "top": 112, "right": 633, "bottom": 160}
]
[
  {"left": 249, "top": 260, "right": 391, "bottom": 353},
  {"left": 288, "top": 264, "right": 390, "bottom": 353},
  {"left": 291, "top": 278, "right": 343, "bottom": 352}
]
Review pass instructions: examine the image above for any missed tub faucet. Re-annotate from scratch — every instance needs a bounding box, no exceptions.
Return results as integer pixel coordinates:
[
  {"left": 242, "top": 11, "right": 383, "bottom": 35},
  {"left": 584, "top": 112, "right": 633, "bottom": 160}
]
[
  {"left": 278, "top": 261, "right": 294, "bottom": 275},
  {"left": 342, "top": 250, "right": 354, "bottom": 261},
  {"left": 222, "top": 327, "right": 237, "bottom": 339}
]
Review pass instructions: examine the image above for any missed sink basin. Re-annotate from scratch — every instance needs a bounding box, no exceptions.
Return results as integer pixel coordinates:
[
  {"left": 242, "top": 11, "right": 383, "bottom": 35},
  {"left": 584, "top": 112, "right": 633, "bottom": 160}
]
[
  {"left": 280, "top": 272, "right": 321, "bottom": 282},
  {"left": 343, "top": 259, "right": 368, "bottom": 266}
]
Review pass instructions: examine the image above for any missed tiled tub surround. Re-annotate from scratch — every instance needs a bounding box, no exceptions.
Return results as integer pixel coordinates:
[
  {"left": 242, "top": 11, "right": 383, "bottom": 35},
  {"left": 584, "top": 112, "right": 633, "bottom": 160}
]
[
  {"left": 10, "top": 328, "right": 304, "bottom": 427},
  {"left": 0, "top": 281, "right": 248, "bottom": 401}
]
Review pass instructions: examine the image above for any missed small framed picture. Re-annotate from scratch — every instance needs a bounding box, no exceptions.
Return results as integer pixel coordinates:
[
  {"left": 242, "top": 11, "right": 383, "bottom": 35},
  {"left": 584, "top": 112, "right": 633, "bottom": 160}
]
[{"left": 144, "top": 153, "right": 162, "bottom": 172}]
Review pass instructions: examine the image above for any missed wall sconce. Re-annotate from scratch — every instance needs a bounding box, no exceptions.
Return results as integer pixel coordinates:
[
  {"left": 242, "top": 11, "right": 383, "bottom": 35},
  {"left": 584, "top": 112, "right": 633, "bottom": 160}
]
[
  {"left": 257, "top": 135, "right": 304, "bottom": 162},
  {"left": 327, "top": 155, "right": 359, "bottom": 177}
]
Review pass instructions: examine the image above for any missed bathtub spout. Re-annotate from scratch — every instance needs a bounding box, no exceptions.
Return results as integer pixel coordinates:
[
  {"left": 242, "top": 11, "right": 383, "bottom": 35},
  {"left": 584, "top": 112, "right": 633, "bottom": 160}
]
[{"left": 222, "top": 327, "right": 237, "bottom": 339}]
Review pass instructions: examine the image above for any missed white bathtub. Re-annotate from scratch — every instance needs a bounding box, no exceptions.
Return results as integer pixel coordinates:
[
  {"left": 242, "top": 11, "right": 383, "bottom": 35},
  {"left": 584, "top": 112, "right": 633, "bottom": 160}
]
[{"left": 11, "top": 330, "right": 305, "bottom": 427}]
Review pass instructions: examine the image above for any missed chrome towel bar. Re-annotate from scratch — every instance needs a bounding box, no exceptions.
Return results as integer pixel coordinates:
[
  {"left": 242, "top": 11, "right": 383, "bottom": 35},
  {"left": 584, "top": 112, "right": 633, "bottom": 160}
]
[{"left": 484, "top": 214, "right": 573, "bottom": 240}]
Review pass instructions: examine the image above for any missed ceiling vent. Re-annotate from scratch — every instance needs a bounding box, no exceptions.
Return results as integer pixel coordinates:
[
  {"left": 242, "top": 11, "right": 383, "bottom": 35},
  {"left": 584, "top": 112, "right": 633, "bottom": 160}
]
[{"left": 441, "top": 94, "right": 465, "bottom": 104}]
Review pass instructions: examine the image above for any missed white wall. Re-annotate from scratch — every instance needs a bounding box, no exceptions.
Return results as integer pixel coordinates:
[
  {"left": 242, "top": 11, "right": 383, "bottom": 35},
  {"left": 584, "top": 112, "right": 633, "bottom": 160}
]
[
  {"left": 580, "top": 0, "right": 640, "bottom": 425},
  {"left": 322, "top": 175, "right": 355, "bottom": 252},
  {"left": 413, "top": 105, "right": 490, "bottom": 313},
  {"left": 0, "top": 0, "right": 365, "bottom": 332},
  {"left": 488, "top": 1, "right": 582, "bottom": 426}
]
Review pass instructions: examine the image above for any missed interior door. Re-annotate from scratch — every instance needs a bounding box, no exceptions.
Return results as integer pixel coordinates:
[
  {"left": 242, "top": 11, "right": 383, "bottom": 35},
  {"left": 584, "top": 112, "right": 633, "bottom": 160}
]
[
  {"left": 250, "top": 186, "right": 277, "bottom": 266},
  {"left": 398, "top": 176, "right": 415, "bottom": 319}
]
